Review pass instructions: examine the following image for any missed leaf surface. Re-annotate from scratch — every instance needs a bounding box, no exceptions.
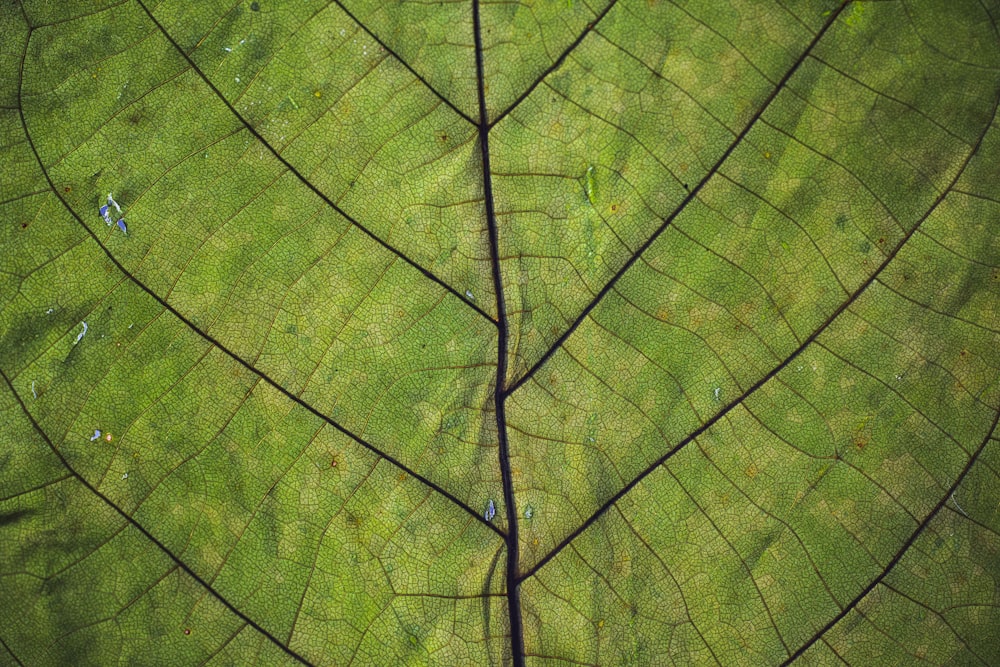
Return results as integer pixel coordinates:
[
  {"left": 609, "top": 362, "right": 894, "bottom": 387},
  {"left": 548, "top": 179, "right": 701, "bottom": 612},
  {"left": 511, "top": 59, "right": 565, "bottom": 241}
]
[{"left": 1, "top": 1, "right": 999, "bottom": 665}]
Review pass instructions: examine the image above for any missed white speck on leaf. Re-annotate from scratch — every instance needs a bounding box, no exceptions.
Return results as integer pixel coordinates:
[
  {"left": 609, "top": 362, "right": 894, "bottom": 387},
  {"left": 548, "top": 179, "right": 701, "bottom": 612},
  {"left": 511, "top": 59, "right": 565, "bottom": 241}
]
[
  {"left": 713, "top": 387, "right": 721, "bottom": 401},
  {"left": 951, "top": 493, "right": 969, "bottom": 517},
  {"left": 524, "top": 505, "right": 534, "bottom": 519},
  {"left": 484, "top": 499, "right": 496, "bottom": 522},
  {"left": 466, "top": 290, "right": 474, "bottom": 300},
  {"left": 223, "top": 47, "right": 232, "bottom": 52},
  {"left": 46, "top": 308, "right": 54, "bottom": 314},
  {"left": 89, "top": 429, "right": 101, "bottom": 441},
  {"left": 121, "top": 472, "right": 128, "bottom": 480},
  {"left": 73, "top": 321, "right": 88, "bottom": 345},
  {"left": 31, "top": 381, "right": 37, "bottom": 399}
]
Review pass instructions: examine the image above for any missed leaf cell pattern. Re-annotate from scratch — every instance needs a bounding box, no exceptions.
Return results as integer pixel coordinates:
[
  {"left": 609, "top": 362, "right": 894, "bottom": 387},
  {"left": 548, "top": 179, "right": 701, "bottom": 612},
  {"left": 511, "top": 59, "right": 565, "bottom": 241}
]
[{"left": 1, "top": 0, "right": 999, "bottom": 665}]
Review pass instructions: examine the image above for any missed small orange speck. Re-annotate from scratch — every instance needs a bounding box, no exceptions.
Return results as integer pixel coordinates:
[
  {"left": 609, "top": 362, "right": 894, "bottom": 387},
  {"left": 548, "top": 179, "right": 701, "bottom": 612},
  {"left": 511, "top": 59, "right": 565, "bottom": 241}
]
[
  {"left": 398, "top": 473, "right": 406, "bottom": 482},
  {"left": 105, "top": 433, "right": 113, "bottom": 442},
  {"left": 598, "top": 619, "right": 605, "bottom": 629},
  {"left": 330, "top": 457, "right": 338, "bottom": 467},
  {"left": 314, "top": 90, "right": 321, "bottom": 98}
]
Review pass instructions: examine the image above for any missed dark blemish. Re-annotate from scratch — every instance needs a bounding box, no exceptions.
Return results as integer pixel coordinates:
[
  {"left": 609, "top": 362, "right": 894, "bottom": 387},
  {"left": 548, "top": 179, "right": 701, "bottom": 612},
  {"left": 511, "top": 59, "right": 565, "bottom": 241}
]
[
  {"left": 63, "top": 186, "right": 71, "bottom": 193},
  {"left": 0, "top": 509, "right": 34, "bottom": 528},
  {"left": 183, "top": 628, "right": 191, "bottom": 635},
  {"left": 834, "top": 214, "right": 847, "bottom": 231},
  {"left": 250, "top": 1, "right": 260, "bottom": 10},
  {"left": 682, "top": 183, "right": 689, "bottom": 190},
  {"left": 20, "top": 222, "right": 28, "bottom": 229},
  {"left": 859, "top": 240, "right": 871, "bottom": 253}
]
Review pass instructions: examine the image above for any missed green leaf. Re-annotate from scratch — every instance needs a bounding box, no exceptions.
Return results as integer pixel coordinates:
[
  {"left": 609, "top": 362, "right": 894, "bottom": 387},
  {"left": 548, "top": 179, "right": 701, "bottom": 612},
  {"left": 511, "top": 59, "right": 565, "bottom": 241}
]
[{"left": 2, "top": 1, "right": 998, "bottom": 665}]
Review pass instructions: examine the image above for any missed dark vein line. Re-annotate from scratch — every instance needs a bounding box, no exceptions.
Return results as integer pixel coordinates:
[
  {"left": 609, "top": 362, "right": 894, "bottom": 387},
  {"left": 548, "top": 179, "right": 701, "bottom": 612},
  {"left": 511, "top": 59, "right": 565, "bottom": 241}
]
[
  {"left": 518, "top": 64, "right": 1000, "bottom": 583},
  {"left": 472, "top": 1, "right": 525, "bottom": 664},
  {"left": 0, "top": 368, "right": 316, "bottom": 667},
  {"left": 489, "top": 0, "right": 621, "bottom": 128},
  {"left": 134, "top": 0, "right": 496, "bottom": 326},
  {"left": 880, "top": 581, "right": 992, "bottom": 667},
  {"left": 781, "top": 410, "right": 1000, "bottom": 665},
  {"left": 0, "top": 634, "right": 24, "bottom": 667},
  {"left": 326, "top": 0, "right": 477, "bottom": 126},
  {"left": 14, "top": 40, "right": 502, "bottom": 541},
  {"left": 0, "top": 474, "right": 74, "bottom": 504},
  {"left": 504, "top": 1, "right": 851, "bottom": 396}
]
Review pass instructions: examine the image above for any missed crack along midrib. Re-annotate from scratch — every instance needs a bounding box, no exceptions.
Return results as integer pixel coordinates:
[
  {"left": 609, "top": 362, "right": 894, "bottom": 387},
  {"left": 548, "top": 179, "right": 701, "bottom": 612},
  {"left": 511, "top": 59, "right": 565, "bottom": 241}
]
[{"left": 471, "top": 1, "right": 525, "bottom": 665}]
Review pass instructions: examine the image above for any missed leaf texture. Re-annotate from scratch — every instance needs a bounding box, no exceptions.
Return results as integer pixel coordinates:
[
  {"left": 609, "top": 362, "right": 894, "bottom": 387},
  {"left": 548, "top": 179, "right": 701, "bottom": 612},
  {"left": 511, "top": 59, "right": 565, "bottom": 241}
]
[{"left": 1, "top": 1, "right": 999, "bottom": 665}]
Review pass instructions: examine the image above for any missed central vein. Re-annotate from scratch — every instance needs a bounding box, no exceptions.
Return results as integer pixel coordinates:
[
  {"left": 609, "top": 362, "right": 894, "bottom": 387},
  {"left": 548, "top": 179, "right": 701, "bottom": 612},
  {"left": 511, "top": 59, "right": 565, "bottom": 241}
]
[{"left": 471, "top": 1, "right": 525, "bottom": 664}]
